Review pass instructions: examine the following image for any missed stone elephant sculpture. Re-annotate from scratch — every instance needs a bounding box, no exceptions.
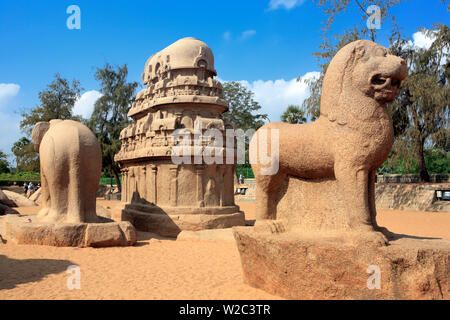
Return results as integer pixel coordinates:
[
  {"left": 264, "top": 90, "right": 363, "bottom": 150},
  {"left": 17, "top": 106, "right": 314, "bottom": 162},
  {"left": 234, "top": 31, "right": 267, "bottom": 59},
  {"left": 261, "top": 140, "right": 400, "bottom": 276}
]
[{"left": 32, "top": 119, "right": 102, "bottom": 224}]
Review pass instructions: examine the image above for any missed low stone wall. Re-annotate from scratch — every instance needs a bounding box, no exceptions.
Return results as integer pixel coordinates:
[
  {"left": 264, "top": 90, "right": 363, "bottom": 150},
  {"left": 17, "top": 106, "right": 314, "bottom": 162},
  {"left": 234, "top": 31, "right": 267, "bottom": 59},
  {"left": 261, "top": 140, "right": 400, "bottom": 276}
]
[
  {"left": 234, "top": 179, "right": 256, "bottom": 202},
  {"left": 375, "top": 183, "right": 449, "bottom": 212},
  {"left": 234, "top": 179, "right": 450, "bottom": 212},
  {"left": 377, "top": 174, "right": 449, "bottom": 184}
]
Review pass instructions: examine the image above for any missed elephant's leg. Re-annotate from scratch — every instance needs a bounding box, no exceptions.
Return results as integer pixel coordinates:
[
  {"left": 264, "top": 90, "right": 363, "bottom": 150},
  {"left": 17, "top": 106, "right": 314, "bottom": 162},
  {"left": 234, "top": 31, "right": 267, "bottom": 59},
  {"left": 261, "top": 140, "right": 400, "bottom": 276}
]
[
  {"left": 78, "top": 171, "right": 100, "bottom": 223},
  {"left": 67, "top": 148, "right": 101, "bottom": 223},
  {"left": 334, "top": 163, "right": 387, "bottom": 245},
  {"left": 37, "top": 170, "right": 51, "bottom": 218},
  {"left": 66, "top": 162, "right": 97, "bottom": 223},
  {"left": 66, "top": 168, "right": 82, "bottom": 224},
  {"left": 47, "top": 159, "right": 70, "bottom": 222},
  {"left": 38, "top": 138, "right": 68, "bottom": 223}
]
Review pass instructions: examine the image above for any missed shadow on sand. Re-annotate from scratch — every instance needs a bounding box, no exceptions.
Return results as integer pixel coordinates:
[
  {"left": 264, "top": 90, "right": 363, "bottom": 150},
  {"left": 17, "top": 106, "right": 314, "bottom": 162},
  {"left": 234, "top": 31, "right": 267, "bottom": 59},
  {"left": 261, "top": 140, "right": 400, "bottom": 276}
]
[
  {"left": 125, "top": 190, "right": 184, "bottom": 237},
  {"left": 134, "top": 231, "right": 176, "bottom": 246},
  {"left": 0, "top": 254, "right": 74, "bottom": 290},
  {"left": 387, "top": 232, "right": 442, "bottom": 241}
]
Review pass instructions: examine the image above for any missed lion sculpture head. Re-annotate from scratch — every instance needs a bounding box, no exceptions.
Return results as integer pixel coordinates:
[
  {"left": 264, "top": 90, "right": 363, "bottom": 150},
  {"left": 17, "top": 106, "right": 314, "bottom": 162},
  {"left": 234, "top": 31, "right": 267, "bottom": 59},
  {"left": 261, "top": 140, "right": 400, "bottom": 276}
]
[{"left": 320, "top": 40, "right": 407, "bottom": 125}]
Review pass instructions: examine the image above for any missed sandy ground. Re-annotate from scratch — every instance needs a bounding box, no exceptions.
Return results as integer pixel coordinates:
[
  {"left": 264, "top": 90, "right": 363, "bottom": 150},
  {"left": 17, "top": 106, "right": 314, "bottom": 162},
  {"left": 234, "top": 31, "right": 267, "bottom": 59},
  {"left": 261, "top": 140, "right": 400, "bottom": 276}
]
[
  {"left": 237, "top": 202, "right": 450, "bottom": 240},
  {"left": 1, "top": 199, "right": 449, "bottom": 300}
]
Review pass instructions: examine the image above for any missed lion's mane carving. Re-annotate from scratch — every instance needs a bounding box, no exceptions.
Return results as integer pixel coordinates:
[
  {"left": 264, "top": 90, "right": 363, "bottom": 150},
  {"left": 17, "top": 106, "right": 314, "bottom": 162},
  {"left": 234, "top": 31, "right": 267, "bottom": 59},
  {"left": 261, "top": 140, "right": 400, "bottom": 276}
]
[{"left": 251, "top": 40, "right": 407, "bottom": 244}]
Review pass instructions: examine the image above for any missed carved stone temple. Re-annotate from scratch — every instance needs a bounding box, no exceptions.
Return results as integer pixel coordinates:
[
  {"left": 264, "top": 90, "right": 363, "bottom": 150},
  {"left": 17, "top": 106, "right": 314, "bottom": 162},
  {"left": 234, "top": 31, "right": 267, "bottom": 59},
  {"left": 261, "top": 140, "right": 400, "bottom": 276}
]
[{"left": 114, "top": 37, "right": 245, "bottom": 237}]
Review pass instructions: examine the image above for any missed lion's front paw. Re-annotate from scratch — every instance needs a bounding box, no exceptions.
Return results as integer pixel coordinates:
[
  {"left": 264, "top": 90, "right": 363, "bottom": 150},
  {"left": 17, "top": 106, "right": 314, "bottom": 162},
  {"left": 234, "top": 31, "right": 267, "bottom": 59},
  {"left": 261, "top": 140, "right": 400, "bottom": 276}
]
[
  {"left": 357, "top": 230, "right": 389, "bottom": 247},
  {"left": 37, "top": 207, "right": 50, "bottom": 218},
  {"left": 375, "top": 226, "right": 396, "bottom": 241},
  {"left": 254, "top": 219, "right": 286, "bottom": 234}
]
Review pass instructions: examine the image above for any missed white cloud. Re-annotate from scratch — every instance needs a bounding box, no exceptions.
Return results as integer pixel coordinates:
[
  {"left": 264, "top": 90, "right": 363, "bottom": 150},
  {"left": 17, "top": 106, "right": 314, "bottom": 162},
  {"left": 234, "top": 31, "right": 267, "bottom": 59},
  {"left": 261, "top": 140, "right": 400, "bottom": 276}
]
[
  {"left": 407, "top": 31, "right": 435, "bottom": 50},
  {"left": 0, "top": 83, "right": 21, "bottom": 161},
  {"left": 223, "top": 31, "right": 231, "bottom": 40},
  {"left": 268, "top": 0, "right": 306, "bottom": 11},
  {"left": 406, "top": 30, "right": 441, "bottom": 50},
  {"left": 241, "top": 30, "right": 256, "bottom": 40},
  {"left": 404, "top": 30, "right": 446, "bottom": 67},
  {"left": 73, "top": 90, "right": 102, "bottom": 119},
  {"left": 0, "top": 111, "right": 22, "bottom": 157},
  {"left": 0, "top": 83, "right": 20, "bottom": 108},
  {"left": 412, "top": 31, "right": 435, "bottom": 49},
  {"left": 221, "top": 71, "right": 320, "bottom": 122}
]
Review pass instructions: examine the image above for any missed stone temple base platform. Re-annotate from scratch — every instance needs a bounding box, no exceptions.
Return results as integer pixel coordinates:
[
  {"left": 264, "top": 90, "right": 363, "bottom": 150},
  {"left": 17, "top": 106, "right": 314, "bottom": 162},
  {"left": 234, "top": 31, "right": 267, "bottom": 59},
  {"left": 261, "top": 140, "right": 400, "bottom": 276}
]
[
  {"left": 233, "top": 227, "right": 450, "bottom": 300},
  {"left": 0, "top": 215, "right": 136, "bottom": 247},
  {"left": 118, "top": 203, "right": 245, "bottom": 237}
]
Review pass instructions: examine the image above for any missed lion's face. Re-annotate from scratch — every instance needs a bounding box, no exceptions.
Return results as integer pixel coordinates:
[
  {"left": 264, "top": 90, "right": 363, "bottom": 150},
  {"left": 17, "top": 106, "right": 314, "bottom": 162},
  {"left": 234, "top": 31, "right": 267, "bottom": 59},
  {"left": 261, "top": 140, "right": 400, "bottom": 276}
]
[{"left": 351, "top": 43, "right": 407, "bottom": 103}]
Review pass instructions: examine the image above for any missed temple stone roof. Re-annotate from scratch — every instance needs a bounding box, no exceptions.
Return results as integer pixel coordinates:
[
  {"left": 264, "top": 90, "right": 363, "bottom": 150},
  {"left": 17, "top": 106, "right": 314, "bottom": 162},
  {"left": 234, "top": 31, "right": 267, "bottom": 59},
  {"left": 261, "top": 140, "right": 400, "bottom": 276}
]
[{"left": 142, "top": 37, "right": 216, "bottom": 85}]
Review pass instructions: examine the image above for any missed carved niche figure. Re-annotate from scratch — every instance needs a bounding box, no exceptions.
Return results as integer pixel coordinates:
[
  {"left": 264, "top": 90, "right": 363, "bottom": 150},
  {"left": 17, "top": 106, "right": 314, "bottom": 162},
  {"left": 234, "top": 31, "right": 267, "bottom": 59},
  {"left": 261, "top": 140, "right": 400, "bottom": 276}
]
[
  {"left": 204, "top": 176, "right": 218, "bottom": 207},
  {"left": 251, "top": 40, "right": 407, "bottom": 244},
  {"left": 32, "top": 119, "right": 102, "bottom": 224}
]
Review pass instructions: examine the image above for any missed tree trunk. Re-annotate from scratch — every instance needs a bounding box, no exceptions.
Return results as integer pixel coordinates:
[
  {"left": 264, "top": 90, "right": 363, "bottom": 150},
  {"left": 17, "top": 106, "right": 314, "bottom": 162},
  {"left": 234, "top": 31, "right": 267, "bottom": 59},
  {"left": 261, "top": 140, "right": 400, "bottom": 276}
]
[
  {"left": 112, "top": 166, "right": 122, "bottom": 193},
  {"left": 408, "top": 96, "right": 430, "bottom": 183},
  {"left": 417, "top": 138, "right": 430, "bottom": 182}
]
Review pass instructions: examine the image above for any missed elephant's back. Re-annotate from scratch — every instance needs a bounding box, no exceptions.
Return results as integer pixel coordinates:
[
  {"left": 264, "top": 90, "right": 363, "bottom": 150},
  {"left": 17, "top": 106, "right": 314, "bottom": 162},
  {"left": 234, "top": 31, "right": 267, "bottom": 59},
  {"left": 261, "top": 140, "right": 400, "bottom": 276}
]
[{"left": 46, "top": 120, "right": 101, "bottom": 156}]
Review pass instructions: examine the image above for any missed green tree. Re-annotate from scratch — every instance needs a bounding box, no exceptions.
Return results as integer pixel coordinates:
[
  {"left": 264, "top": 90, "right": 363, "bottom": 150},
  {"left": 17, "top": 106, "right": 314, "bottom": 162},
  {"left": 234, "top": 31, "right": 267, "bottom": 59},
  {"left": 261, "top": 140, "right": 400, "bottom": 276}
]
[
  {"left": 11, "top": 137, "right": 39, "bottom": 172},
  {"left": 301, "top": 0, "right": 405, "bottom": 120},
  {"left": 281, "top": 105, "right": 307, "bottom": 124},
  {"left": 0, "top": 151, "right": 10, "bottom": 173},
  {"left": 19, "top": 73, "right": 83, "bottom": 136},
  {"left": 88, "top": 64, "right": 138, "bottom": 192},
  {"left": 221, "top": 81, "right": 268, "bottom": 178},
  {"left": 302, "top": 1, "right": 449, "bottom": 182},
  {"left": 387, "top": 24, "right": 449, "bottom": 181},
  {"left": 221, "top": 81, "right": 268, "bottom": 131},
  {"left": 14, "top": 74, "right": 83, "bottom": 174},
  {"left": 425, "top": 148, "right": 450, "bottom": 174}
]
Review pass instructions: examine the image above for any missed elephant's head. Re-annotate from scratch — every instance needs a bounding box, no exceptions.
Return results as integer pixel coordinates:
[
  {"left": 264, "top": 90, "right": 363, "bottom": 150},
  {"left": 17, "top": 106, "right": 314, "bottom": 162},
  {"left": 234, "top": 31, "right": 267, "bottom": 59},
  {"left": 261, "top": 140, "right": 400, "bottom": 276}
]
[{"left": 32, "top": 122, "right": 51, "bottom": 153}]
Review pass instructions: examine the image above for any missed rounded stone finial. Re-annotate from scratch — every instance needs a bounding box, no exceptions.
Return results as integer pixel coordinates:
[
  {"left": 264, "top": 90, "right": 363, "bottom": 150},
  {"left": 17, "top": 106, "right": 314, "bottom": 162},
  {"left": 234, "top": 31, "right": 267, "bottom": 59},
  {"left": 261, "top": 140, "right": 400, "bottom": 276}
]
[{"left": 143, "top": 37, "right": 216, "bottom": 83}]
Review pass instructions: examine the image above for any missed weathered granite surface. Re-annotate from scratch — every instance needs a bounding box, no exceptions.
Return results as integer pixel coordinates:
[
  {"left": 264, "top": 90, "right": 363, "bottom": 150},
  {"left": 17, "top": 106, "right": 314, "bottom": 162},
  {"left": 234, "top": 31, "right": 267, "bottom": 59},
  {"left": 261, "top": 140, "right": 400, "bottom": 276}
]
[{"left": 234, "top": 227, "right": 450, "bottom": 300}]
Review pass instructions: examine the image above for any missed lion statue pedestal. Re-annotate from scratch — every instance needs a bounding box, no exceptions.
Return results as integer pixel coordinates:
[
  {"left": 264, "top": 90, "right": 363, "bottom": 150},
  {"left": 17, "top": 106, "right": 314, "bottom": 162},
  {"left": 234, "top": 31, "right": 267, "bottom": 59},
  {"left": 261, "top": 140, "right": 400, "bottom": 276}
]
[
  {"left": 233, "top": 40, "right": 450, "bottom": 299},
  {"left": 233, "top": 228, "right": 450, "bottom": 299},
  {"left": 0, "top": 120, "right": 136, "bottom": 247}
]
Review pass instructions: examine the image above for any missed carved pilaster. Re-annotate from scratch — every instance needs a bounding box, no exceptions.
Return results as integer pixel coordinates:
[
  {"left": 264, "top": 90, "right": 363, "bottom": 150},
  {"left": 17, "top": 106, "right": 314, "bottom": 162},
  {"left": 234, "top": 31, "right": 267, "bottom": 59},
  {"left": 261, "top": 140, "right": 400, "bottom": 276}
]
[
  {"left": 195, "top": 165, "right": 205, "bottom": 207},
  {"left": 218, "top": 166, "right": 224, "bottom": 207},
  {"left": 129, "top": 168, "right": 136, "bottom": 203},
  {"left": 121, "top": 168, "right": 128, "bottom": 203},
  {"left": 169, "top": 165, "right": 179, "bottom": 207},
  {"left": 151, "top": 165, "right": 158, "bottom": 204},
  {"left": 140, "top": 165, "right": 147, "bottom": 200},
  {"left": 228, "top": 165, "right": 236, "bottom": 206}
]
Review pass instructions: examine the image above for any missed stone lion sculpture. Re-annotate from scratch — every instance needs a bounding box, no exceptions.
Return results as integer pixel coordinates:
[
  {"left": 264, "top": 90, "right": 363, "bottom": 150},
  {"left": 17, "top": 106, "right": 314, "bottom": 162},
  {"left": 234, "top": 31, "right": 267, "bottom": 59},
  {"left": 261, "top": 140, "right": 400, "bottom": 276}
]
[
  {"left": 251, "top": 40, "right": 407, "bottom": 244},
  {"left": 32, "top": 119, "right": 102, "bottom": 224}
]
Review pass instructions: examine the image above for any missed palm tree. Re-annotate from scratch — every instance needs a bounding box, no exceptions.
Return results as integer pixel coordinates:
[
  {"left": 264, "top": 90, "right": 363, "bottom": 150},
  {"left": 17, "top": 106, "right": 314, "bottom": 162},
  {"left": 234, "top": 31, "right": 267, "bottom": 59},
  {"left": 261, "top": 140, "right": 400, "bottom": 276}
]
[{"left": 280, "top": 105, "right": 307, "bottom": 124}]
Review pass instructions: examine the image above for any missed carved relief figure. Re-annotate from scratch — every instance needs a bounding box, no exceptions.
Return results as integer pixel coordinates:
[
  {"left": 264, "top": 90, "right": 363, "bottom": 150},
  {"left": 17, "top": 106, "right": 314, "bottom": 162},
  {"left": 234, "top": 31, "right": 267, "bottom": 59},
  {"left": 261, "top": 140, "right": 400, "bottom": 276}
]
[{"left": 204, "top": 176, "right": 217, "bottom": 206}]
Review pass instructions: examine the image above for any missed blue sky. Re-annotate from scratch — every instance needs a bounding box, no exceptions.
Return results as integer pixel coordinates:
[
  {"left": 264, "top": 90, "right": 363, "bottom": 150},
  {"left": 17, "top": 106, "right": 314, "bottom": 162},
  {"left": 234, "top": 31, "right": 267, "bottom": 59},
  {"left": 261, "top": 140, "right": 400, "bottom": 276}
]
[{"left": 0, "top": 0, "right": 448, "bottom": 162}]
